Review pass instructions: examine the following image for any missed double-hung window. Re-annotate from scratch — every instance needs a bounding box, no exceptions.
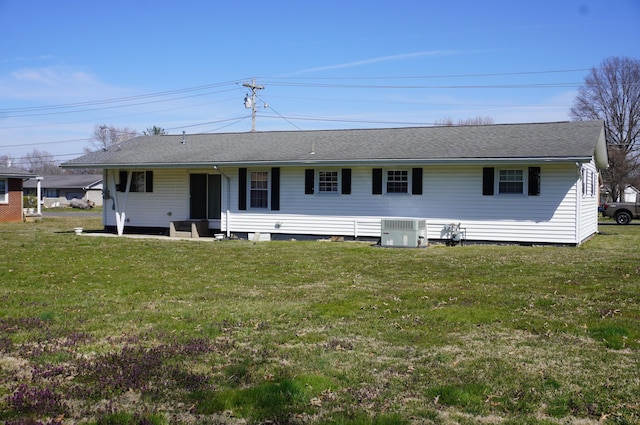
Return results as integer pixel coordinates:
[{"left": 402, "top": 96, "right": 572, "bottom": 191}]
[
  {"left": 318, "top": 171, "right": 339, "bottom": 193},
  {"left": 498, "top": 169, "right": 524, "bottom": 194},
  {"left": 372, "top": 168, "right": 422, "bottom": 195},
  {"left": 386, "top": 170, "right": 408, "bottom": 193},
  {"left": 250, "top": 171, "right": 269, "bottom": 208},
  {"left": 483, "top": 167, "right": 540, "bottom": 196}
]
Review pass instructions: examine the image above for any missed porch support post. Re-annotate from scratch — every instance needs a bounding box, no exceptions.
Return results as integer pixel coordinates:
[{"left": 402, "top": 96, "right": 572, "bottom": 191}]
[
  {"left": 110, "top": 170, "right": 131, "bottom": 236},
  {"left": 35, "top": 176, "right": 43, "bottom": 215}
]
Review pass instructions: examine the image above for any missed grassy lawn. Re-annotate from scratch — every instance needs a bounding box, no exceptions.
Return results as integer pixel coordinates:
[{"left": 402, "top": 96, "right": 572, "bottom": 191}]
[{"left": 0, "top": 217, "right": 638, "bottom": 425}]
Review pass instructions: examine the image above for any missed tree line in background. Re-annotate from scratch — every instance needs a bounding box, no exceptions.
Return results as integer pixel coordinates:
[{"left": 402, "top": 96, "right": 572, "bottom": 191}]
[
  {"left": 2, "top": 56, "right": 639, "bottom": 200},
  {"left": 1, "top": 125, "right": 166, "bottom": 175}
]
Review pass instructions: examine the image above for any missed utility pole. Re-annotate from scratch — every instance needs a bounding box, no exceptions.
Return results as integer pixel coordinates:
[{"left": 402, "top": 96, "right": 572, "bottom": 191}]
[{"left": 243, "top": 78, "right": 264, "bottom": 132}]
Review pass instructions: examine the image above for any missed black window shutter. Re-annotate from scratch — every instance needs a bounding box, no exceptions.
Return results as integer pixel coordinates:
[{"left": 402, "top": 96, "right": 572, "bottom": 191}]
[
  {"left": 372, "top": 168, "right": 383, "bottom": 194},
  {"left": 482, "top": 167, "right": 495, "bottom": 196},
  {"left": 238, "top": 168, "right": 247, "bottom": 210},
  {"left": 118, "top": 171, "right": 128, "bottom": 192},
  {"left": 271, "top": 167, "right": 280, "bottom": 210},
  {"left": 528, "top": 167, "right": 541, "bottom": 196},
  {"left": 304, "top": 169, "right": 314, "bottom": 194},
  {"left": 341, "top": 168, "right": 352, "bottom": 194},
  {"left": 145, "top": 171, "right": 153, "bottom": 193},
  {"left": 412, "top": 168, "right": 423, "bottom": 195}
]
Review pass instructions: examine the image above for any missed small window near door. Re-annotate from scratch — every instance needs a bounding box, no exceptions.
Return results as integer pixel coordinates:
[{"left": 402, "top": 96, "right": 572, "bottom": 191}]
[
  {"left": 250, "top": 171, "right": 268, "bottom": 208},
  {"left": 119, "top": 171, "right": 153, "bottom": 192},
  {"left": 130, "top": 171, "right": 146, "bottom": 192}
]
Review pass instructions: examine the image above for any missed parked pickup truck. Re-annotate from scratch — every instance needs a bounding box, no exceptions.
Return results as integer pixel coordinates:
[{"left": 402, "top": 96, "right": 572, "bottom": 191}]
[{"left": 601, "top": 199, "right": 640, "bottom": 224}]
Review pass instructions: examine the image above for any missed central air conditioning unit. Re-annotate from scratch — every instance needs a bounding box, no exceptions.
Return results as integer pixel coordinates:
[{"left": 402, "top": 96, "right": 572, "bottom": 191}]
[{"left": 381, "top": 219, "right": 427, "bottom": 248}]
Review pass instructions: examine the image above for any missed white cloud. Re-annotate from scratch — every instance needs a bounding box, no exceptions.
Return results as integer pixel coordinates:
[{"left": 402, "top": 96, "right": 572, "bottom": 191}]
[
  {"left": 286, "top": 50, "right": 466, "bottom": 76},
  {"left": 0, "top": 66, "right": 128, "bottom": 102}
]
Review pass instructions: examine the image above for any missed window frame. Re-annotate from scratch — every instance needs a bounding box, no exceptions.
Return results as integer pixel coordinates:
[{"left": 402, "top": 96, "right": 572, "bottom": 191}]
[
  {"left": 129, "top": 171, "right": 147, "bottom": 193},
  {"left": 386, "top": 169, "right": 409, "bottom": 194},
  {"left": 44, "top": 188, "right": 59, "bottom": 198},
  {"left": 0, "top": 178, "right": 7, "bottom": 204},
  {"left": 118, "top": 170, "right": 153, "bottom": 193},
  {"left": 318, "top": 170, "right": 340, "bottom": 194},
  {"left": 249, "top": 170, "right": 269, "bottom": 209},
  {"left": 581, "top": 167, "right": 597, "bottom": 197},
  {"left": 497, "top": 169, "right": 525, "bottom": 195},
  {"left": 483, "top": 166, "right": 541, "bottom": 197}
]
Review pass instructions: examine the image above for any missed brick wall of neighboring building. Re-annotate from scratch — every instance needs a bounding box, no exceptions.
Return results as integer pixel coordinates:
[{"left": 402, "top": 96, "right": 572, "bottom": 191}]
[{"left": 0, "top": 179, "right": 25, "bottom": 222}]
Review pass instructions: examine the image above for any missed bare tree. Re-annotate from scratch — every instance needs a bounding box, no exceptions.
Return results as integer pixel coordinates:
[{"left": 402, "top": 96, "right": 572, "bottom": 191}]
[
  {"left": 21, "top": 149, "right": 63, "bottom": 174},
  {"left": 435, "top": 116, "right": 494, "bottom": 126},
  {"left": 434, "top": 117, "right": 454, "bottom": 126},
  {"left": 85, "top": 124, "right": 138, "bottom": 152},
  {"left": 457, "top": 116, "right": 494, "bottom": 126},
  {"left": 571, "top": 56, "right": 640, "bottom": 200}
]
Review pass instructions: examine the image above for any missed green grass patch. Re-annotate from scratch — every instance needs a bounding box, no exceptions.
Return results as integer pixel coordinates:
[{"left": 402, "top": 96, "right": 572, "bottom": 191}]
[
  {"left": 0, "top": 217, "right": 638, "bottom": 424},
  {"left": 426, "top": 383, "right": 490, "bottom": 414},
  {"left": 589, "top": 325, "right": 631, "bottom": 349},
  {"left": 193, "top": 374, "right": 333, "bottom": 421},
  {"left": 90, "top": 411, "right": 167, "bottom": 425}
]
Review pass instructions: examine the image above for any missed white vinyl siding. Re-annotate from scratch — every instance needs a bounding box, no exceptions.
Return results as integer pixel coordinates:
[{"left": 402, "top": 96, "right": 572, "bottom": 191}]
[
  {"left": 577, "top": 161, "right": 600, "bottom": 243},
  {"left": 223, "top": 164, "right": 587, "bottom": 244},
  {"left": 103, "top": 161, "right": 597, "bottom": 245},
  {"left": 104, "top": 169, "right": 194, "bottom": 228}
]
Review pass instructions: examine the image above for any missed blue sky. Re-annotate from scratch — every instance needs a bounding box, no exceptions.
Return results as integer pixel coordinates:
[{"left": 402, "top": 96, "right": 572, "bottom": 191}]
[{"left": 1, "top": 0, "right": 639, "bottom": 166}]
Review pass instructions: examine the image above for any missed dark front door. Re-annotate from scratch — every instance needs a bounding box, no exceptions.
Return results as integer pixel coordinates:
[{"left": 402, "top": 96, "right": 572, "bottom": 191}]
[
  {"left": 190, "top": 174, "right": 221, "bottom": 220},
  {"left": 190, "top": 174, "right": 207, "bottom": 219}
]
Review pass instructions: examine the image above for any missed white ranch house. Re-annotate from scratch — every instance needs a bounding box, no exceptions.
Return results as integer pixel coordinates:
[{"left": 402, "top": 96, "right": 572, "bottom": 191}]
[{"left": 62, "top": 121, "right": 607, "bottom": 246}]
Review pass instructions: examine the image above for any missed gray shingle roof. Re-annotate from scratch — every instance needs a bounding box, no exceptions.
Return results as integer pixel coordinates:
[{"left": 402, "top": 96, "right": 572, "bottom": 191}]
[
  {"left": 22, "top": 174, "right": 102, "bottom": 190},
  {"left": 0, "top": 166, "right": 36, "bottom": 178},
  {"left": 61, "top": 121, "right": 606, "bottom": 169}
]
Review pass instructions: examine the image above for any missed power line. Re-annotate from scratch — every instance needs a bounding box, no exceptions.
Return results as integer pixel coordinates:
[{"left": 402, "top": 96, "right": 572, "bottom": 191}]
[
  {"left": 2, "top": 88, "right": 240, "bottom": 119},
  {"left": 0, "top": 80, "right": 244, "bottom": 114},
  {"left": 0, "top": 67, "right": 590, "bottom": 117}
]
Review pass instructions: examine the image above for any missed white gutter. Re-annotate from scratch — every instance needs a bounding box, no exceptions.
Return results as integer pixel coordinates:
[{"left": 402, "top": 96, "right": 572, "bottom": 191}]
[{"left": 62, "top": 156, "right": 596, "bottom": 170}]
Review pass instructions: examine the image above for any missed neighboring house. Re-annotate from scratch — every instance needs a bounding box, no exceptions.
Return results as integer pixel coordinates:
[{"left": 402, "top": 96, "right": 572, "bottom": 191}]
[
  {"left": 623, "top": 185, "right": 639, "bottom": 203},
  {"left": 0, "top": 166, "right": 36, "bottom": 222},
  {"left": 61, "top": 121, "right": 608, "bottom": 246},
  {"left": 23, "top": 174, "right": 103, "bottom": 207},
  {"left": 600, "top": 184, "right": 639, "bottom": 204}
]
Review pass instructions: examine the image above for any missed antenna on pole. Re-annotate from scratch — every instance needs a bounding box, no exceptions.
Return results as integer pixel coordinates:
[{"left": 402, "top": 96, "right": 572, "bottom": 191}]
[{"left": 243, "top": 78, "right": 264, "bottom": 132}]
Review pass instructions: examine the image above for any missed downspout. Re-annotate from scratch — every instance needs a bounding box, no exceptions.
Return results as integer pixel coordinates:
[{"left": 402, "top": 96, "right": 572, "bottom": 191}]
[
  {"left": 103, "top": 170, "right": 108, "bottom": 229},
  {"left": 575, "top": 162, "right": 582, "bottom": 245}
]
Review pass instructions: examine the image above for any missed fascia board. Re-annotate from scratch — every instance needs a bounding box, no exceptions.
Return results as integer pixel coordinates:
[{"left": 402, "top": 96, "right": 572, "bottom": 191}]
[{"left": 61, "top": 156, "right": 594, "bottom": 170}]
